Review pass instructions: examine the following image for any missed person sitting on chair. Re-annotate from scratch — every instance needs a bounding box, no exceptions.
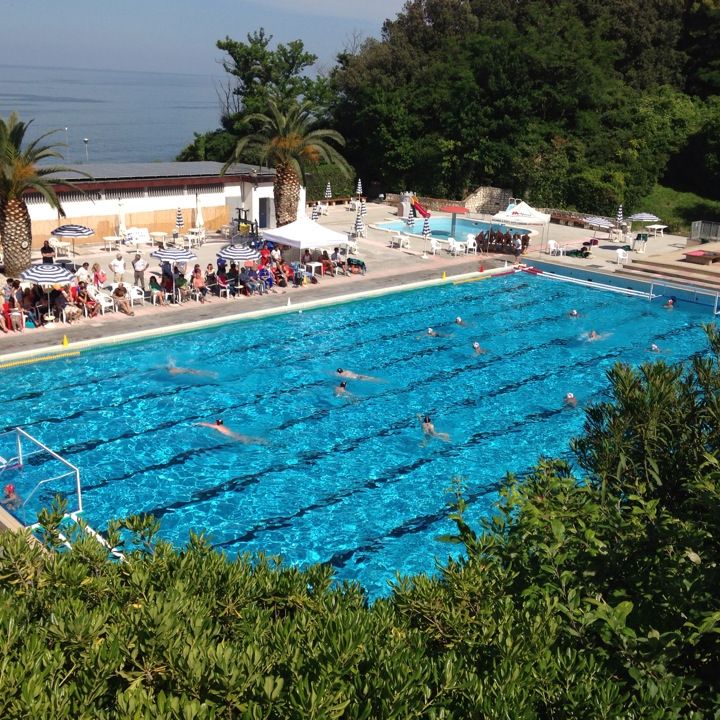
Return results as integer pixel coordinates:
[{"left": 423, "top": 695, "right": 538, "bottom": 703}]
[
  {"left": 76, "top": 282, "right": 99, "bottom": 317},
  {"left": 258, "top": 265, "right": 274, "bottom": 291},
  {"left": 247, "top": 267, "right": 265, "bottom": 295},
  {"left": 112, "top": 282, "right": 135, "bottom": 315},
  {"left": 331, "top": 247, "right": 347, "bottom": 275},
  {"left": 149, "top": 275, "right": 167, "bottom": 306}
]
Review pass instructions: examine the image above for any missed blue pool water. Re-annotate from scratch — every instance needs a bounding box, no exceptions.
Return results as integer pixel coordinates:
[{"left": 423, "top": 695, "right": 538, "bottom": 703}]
[
  {"left": 0, "top": 274, "right": 712, "bottom": 597},
  {"left": 378, "top": 216, "right": 530, "bottom": 239}
]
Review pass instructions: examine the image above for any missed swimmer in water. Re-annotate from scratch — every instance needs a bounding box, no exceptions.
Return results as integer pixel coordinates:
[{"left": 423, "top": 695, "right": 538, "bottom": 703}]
[
  {"left": 650, "top": 343, "right": 660, "bottom": 353},
  {"left": 455, "top": 316, "right": 468, "bottom": 327},
  {"left": 334, "top": 380, "right": 358, "bottom": 401},
  {"left": 472, "top": 341, "right": 486, "bottom": 355},
  {"left": 569, "top": 309, "right": 579, "bottom": 318},
  {"left": 166, "top": 359, "right": 217, "bottom": 378},
  {"left": 336, "top": 368, "right": 380, "bottom": 382},
  {"left": 427, "top": 327, "right": 439, "bottom": 337},
  {"left": 663, "top": 297, "right": 675, "bottom": 310},
  {"left": 195, "top": 420, "right": 267, "bottom": 445},
  {"left": 564, "top": 392, "right": 578, "bottom": 408},
  {"left": 417, "top": 414, "right": 451, "bottom": 444},
  {"left": 588, "top": 330, "right": 601, "bottom": 342},
  {"left": 2, "top": 483, "right": 21, "bottom": 510}
]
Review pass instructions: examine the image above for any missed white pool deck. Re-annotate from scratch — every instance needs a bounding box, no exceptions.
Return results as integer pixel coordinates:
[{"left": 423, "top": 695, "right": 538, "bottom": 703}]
[{"left": 0, "top": 202, "right": 693, "bottom": 365}]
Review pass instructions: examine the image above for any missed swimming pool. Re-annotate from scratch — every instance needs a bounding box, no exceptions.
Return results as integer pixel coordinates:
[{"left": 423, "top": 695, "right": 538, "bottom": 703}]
[
  {"left": 378, "top": 216, "right": 531, "bottom": 239},
  {"left": 0, "top": 274, "right": 712, "bottom": 597}
]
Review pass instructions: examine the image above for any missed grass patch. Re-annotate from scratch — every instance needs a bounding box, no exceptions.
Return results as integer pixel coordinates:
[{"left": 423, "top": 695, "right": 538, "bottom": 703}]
[{"left": 636, "top": 184, "right": 720, "bottom": 234}]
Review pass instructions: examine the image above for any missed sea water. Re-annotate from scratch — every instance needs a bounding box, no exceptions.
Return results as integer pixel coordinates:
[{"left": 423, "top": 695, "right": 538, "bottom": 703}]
[{"left": 0, "top": 64, "right": 221, "bottom": 162}]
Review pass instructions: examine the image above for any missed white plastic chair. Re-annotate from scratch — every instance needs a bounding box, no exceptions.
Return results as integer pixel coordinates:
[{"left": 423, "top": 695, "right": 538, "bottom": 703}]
[
  {"left": 616, "top": 248, "right": 629, "bottom": 264},
  {"left": 547, "top": 240, "right": 564, "bottom": 256},
  {"left": 127, "top": 285, "right": 146, "bottom": 306},
  {"left": 88, "top": 286, "right": 115, "bottom": 314},
  {"left": 429, "top": 238, "right": 439, "bottom": 255},
  {"left": 465, "top": 234, "right": 478, "bottom": 254}
]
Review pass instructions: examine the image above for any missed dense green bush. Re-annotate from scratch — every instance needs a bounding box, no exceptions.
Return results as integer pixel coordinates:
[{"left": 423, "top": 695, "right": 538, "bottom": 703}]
[{"left": 2, "top": 330, "right": 720, "bottom": 718}]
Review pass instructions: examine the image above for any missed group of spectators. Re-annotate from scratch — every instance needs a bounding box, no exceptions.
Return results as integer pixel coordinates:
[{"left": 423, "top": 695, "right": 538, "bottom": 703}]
[
  {"left": 1, "top": 241, "right": 354, "bottom": 333},
  {"left": 475, "top": 230, "right": 531, "bottom": 258}
]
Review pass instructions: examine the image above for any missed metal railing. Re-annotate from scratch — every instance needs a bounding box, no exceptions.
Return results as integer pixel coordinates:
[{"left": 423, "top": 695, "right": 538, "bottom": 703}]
[{"left": 691, "top": 220, "right": 720, "bottom": 244}]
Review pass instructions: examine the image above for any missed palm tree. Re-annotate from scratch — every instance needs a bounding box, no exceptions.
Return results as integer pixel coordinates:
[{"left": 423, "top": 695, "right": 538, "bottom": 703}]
[
  {"left": 0, "top": 113, "right": 76, "bottom": 276},
  {"left": 222, "top": 99, "right": 351, "bottom": 227}
]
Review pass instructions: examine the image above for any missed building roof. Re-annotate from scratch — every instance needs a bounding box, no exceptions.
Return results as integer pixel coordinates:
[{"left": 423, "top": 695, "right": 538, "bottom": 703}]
[{"left": 45, "top": 161, "right": 275, "bottom": 182}]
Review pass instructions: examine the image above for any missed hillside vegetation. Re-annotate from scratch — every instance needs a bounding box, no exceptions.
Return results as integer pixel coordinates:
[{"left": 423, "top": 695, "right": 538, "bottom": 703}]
[{"left": 181, "top": 1, "right": 720, "bottom": 217}]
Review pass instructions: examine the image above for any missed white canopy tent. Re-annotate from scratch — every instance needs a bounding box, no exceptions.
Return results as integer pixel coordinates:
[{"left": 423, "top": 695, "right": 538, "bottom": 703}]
[
  {"left": 492, "top": 201, "right": 551, "bottom": 226},
  {"left": 262, "top": 216, "right": 350, "bottom": 250}
]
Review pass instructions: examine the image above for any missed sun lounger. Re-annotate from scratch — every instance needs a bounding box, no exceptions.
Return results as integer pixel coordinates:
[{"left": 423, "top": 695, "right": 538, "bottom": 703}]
[{"left": 682, "top": 250, "right": 720, "bottom": 265}]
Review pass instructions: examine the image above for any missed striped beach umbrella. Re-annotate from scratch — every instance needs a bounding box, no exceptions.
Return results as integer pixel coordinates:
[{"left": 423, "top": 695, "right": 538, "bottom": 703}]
[
  {"left": 20, "top": 263, "right": 76, "bottom": 285},
  {"left": 360, "top": 197, "right": 367, "bottom": 216},
  {"left": 151, "top": 247, "right": 197, "bottom": 263},
  {"left": 175, "top": 208, "right": 184, "bottom": 230},
  {"left": 51, "top": 223, "right": 94, "bottom": 257},
  {"left": 217, "top": 245, "right": 260, "bottom": 263},
  {"left": 629, "top": 212, "right": 660, "bottom": 223},
  {"left": 311, "top": 204, "right": 320, "bottom": 221},
  {"left": 355, "top": 178, "right": 363, "bottom": 196},
  {"left": 616, "top": 204, "right": 623, "bottom": 227},
  {"left": 404, "top": 204, "right": 415, "bottom": 228},
  {"left": 421, "top": 216, "right": 431, "bottom": 259},
  {"left": 324, "top": 182, "right": 332, "bottom": 200},
  {"left": 584, "top": 216, "right": 613, "bottom": 229},
  {"left": 353, "top": 210, "right": 365, "bottom": 237}
]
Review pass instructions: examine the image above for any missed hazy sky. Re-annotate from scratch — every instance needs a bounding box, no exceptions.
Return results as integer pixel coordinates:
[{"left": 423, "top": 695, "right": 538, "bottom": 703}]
[{"left": 0, "top": 0, "right": 407, "bottom": 75}]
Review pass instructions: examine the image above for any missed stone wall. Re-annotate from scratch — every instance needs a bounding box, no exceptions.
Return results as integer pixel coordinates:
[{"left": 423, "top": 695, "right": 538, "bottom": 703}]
[{"left": 463, "top": 186, "right": 513, "bottom": 215}]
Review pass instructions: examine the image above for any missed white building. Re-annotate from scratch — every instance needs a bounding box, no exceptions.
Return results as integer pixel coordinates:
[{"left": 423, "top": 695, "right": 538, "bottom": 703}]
[{"left": 27, "top": 161, "right": 276, "bottom": 247}]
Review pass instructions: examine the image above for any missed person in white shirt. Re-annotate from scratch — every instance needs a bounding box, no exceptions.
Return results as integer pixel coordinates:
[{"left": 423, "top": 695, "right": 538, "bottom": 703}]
[
  {"left": 132, "top": 253, "right": 147, "bottom": 289},
  {"left": 109, "top": 254, "right": 126, "bottom": 283},
  {"left": 75, "top": 262, "right": 91, "bottom": 285}
]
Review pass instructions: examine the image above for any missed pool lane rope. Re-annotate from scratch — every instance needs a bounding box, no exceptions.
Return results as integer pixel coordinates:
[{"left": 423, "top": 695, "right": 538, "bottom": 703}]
[{"left": 0, "top": 351, "right": 81, "bottom": 370}]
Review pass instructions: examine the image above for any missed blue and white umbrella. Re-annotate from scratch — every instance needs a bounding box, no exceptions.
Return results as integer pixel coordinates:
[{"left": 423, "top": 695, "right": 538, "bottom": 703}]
[
  {"left": 585, "top": 216, "right": 613, "bottom": 229},
  {"left": 311, "top": 204, "right": 320, "bottom": 221},
  {"left": 356, "top": 178, "right": 363, "bottom": 196},
  {"left": 421, "top": 216, "right": 433, "bottom": 259},
  {"left": 404, "top": 205, "right": 415, "bottom": 228},
  {"left": 52, "top": 223, "right": 94, "bottom": 256},
  {"left": 616, "top": 205, "right": 624, "bottom": 227},
  {"left": 20, "top": 263, "right": 75, "bottom": 285},
  {"left": 353, "top": 210, "right": 364, "bottom": 236},
  {"left": 585, "top": 216, "right": 613, "bottom": 238},
  {"left": 151, "top": 247, "right": 197, "bottom": 263},
  {"left": 175, "top": 208, "right": 185, "bottom": 230},
  {"left": 217, "top": 245, "right": 260, "bottom": 263},
  {"left": 324, "top": 182, "right": 332, "bottom": 200},
  {"left": 360, "top": 197, "right": 367, "bottom": 216},
  {"left": 629, "top": 212, "right": 660, "bottom": 223}
]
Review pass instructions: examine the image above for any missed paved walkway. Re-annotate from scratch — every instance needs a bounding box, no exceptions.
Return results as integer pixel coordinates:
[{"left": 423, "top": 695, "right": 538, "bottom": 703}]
[{"left": 0, "top": 203, "right": 689, "bottom": 360}]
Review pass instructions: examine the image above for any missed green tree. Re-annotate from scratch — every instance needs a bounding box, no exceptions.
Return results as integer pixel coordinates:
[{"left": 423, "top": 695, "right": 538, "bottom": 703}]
[
  {"left": 0, "top": 113, "right": 76, "bottom": 276},
  {"left": 223, "top": 99, "right": 351, "bottom": 226}
]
